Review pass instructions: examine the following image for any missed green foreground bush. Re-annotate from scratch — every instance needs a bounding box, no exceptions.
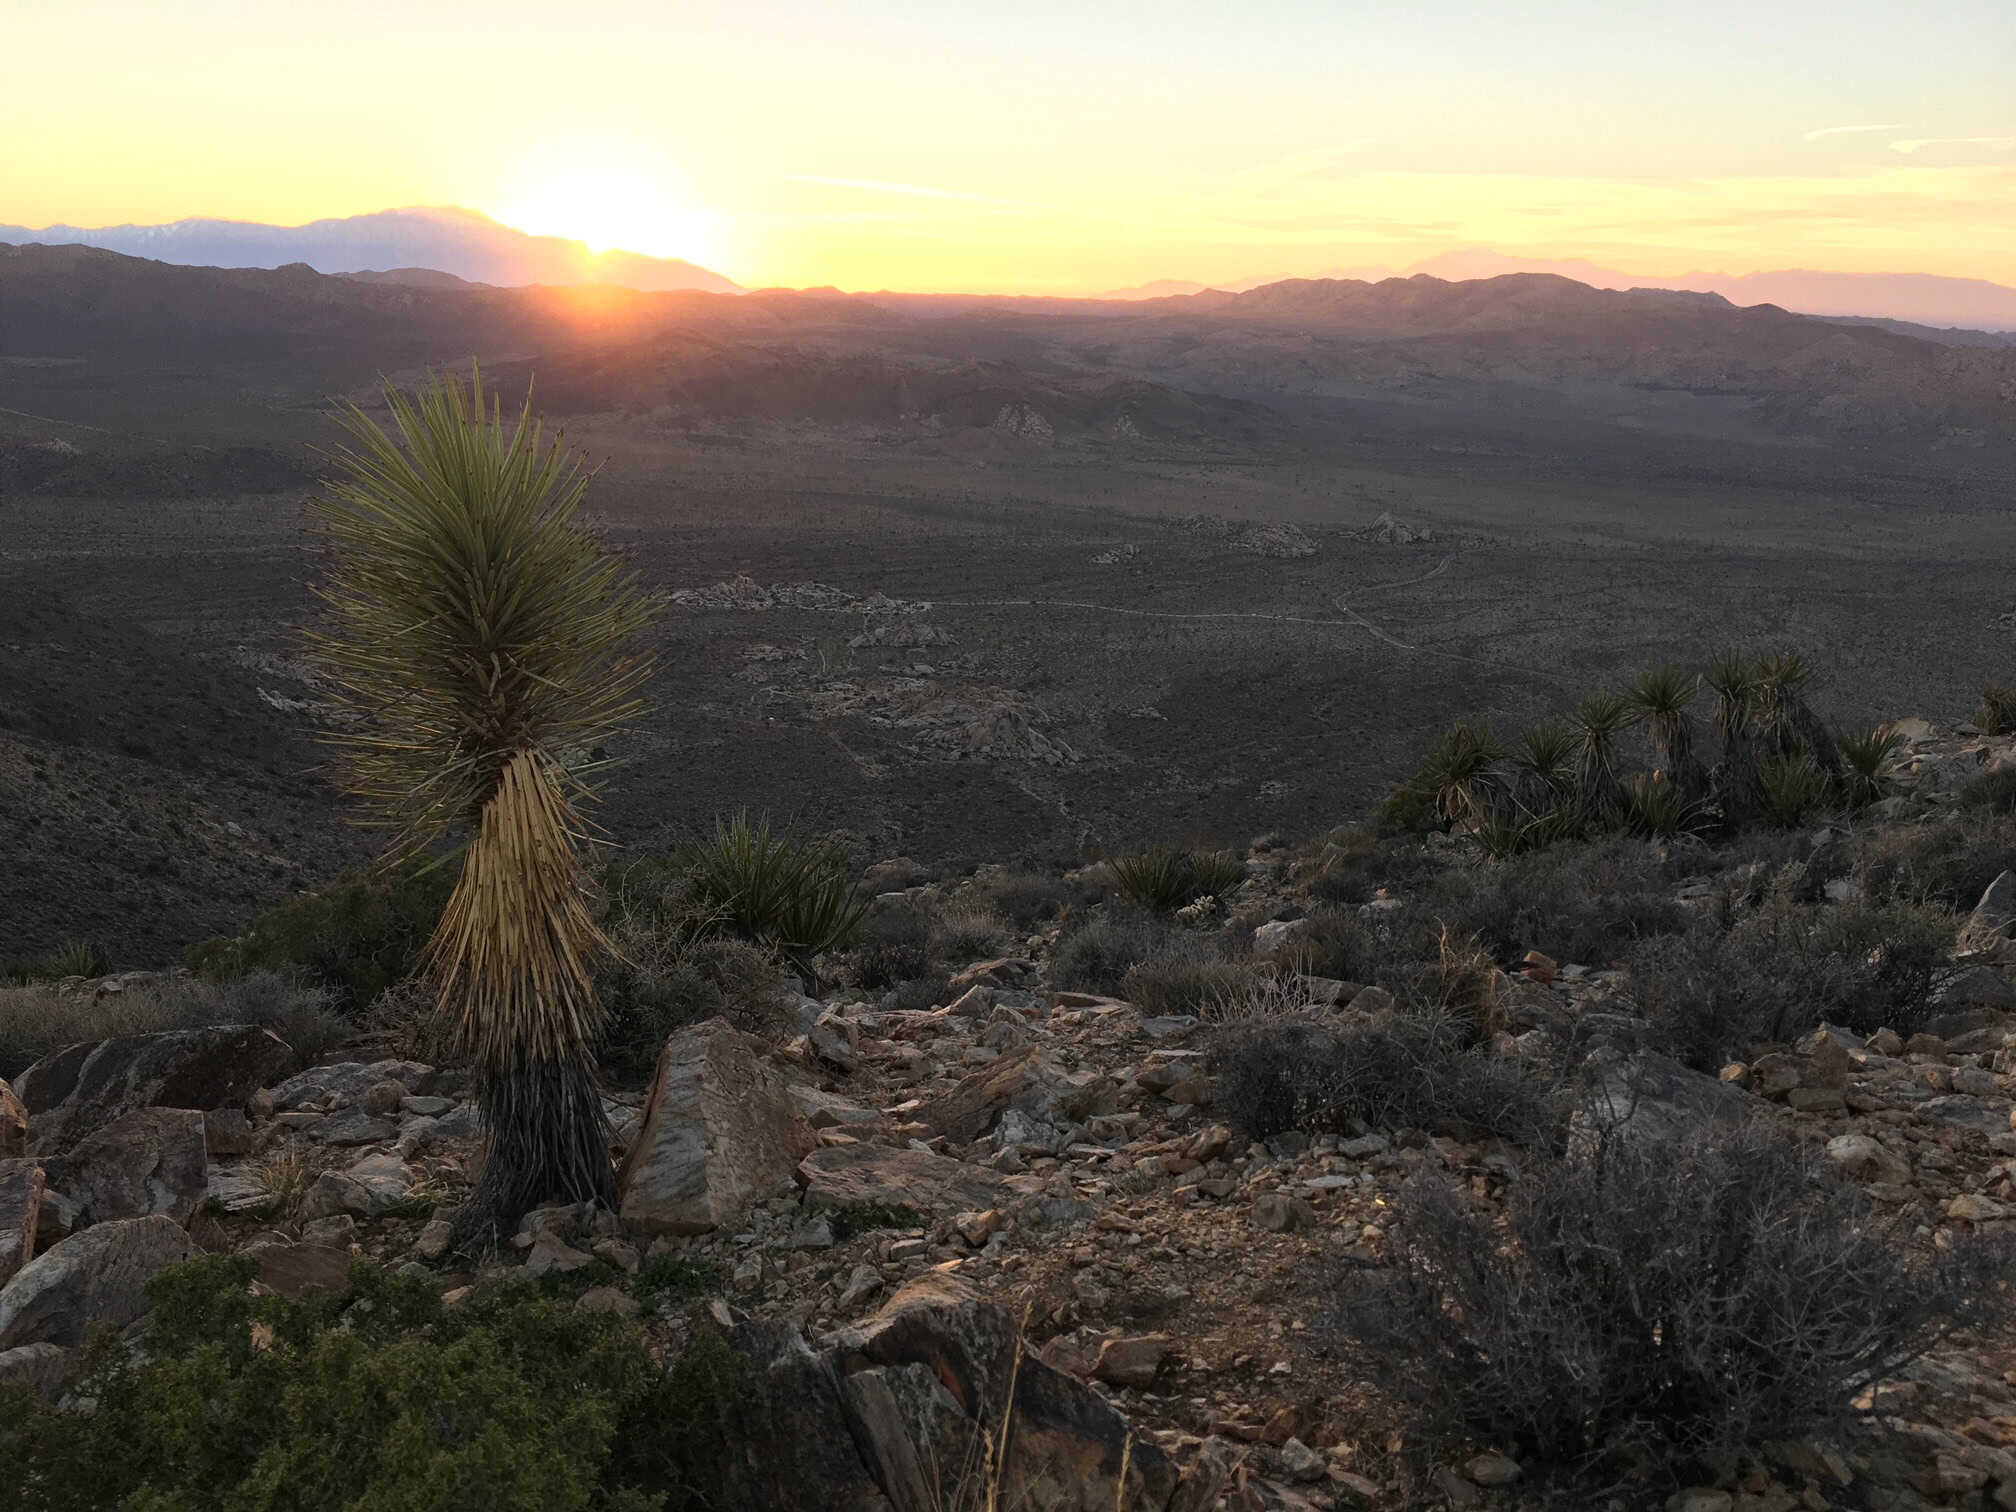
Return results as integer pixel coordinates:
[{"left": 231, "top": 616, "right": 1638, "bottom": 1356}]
[{"left": 0, "top": 1256, "right": 749, "bottom": 1512}]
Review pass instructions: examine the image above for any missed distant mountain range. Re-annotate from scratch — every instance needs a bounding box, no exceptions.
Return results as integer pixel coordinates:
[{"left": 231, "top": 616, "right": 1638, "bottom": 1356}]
[
  {"left": 1105, "top": 250, "right": 2016, "bottom": 334},
  {"left": 0, "top": 206, "right": 740, "bottom": 294}
]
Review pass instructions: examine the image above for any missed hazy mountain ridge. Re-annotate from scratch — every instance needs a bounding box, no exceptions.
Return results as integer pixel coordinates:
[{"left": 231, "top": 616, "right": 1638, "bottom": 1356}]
[
  {"left": 0, "top": 205, "right": 739, "bottom": 294},
  {"left": 4, "top": 244, "right": 2012, "bottom": 449}
]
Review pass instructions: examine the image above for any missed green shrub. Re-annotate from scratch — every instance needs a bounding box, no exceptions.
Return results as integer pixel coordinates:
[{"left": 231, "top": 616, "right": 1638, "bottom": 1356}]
[
  {"left": 852, "top": 900, "right": 936, "bottom": 990},
  {"left": 186, "top": 862, "right": 454, "bottom": 1010},
  {"left": 1049, "top": 909, "right": 1180, "bottom": 995},
  {"left": 634, "top": 1256, "right": 723, "bottom": 1310},
  {"left": 1106, "top": 846, "right": 1244, "bottom": 912},
  {"left": 1332, "top": 1122, "right": 2011, "bottom": 1496},
  {"left": 1974, "top": 683, "right": 2016, "bottom": 736},
  {"left": 927, "top": 906, "right": 1013, "bottom": 965},
  {"left": 1120, "top": 952, "right": 1261, "bottom": 1017},
  {"left": 1959, "top": 767, "right": 2016, "bottom": 817},
  {"left": 1855, "top": 812, "right": 2016, "bottom": 913},
  {"left": 1212, "top": 1012, "right": 1553, "bottom": 1146},
  {"left": 0, "top": 970, "right": 347, "bottom": 1081},
  {"left": 966, "top": 870, "right": 1078, "bottom": 929},
  {"left": 1629, "top": 896, "right": 1954, "bottom": 1071},
  {"left": 679, "top": 813, "right": 868, "bottom": 979},
  {"left": 0, "top": 1254, "right": 753, "bottom": 1512}
]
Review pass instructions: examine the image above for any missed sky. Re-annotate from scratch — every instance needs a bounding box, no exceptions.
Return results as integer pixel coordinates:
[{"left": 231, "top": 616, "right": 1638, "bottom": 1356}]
[{"left": 5, "top": 0, "right": 2015, "bottom": 294}]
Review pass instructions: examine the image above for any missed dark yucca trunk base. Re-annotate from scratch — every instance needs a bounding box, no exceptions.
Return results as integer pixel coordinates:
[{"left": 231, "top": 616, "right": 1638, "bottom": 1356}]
[{"left": 451, "top": 1052, "right": 616, "bottom": 1252}]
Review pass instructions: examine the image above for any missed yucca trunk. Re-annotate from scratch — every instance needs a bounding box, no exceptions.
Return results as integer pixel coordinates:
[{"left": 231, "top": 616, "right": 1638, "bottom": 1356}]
[
  {"left": 1650, "top": 714, "right": 1709, "bottom": 803},
  {"left": 1713, "top": 712, "right": 1765, "bottom": 831},
  {"left": 434, "top": 750, "right": 615, "bottom": 1246}
]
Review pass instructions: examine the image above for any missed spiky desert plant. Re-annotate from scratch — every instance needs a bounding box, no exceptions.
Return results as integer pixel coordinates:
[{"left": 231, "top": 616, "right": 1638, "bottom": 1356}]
[
  {"left": 1759, "top": 753, "right": 1832, "bottom": 829},
  {"left": 1707, "top": 649, "right": 1764, "bottom": 831},
  {"left": 305, "top": 368, "right": 657, "bottom": 1246},
  {"left": 1508, "top": 720, "right": 1575, "bottom": 806},
  {"left": 1837, "top": 726, "right": 1902, "bottom": 810},
  {"left": 1755, "top": 651, "right": 1841, "bottom": 775},
  {"left": 1570, "top": 692, "right": 1639, "bottom": 828},
  {"left": 1418, "top": 721, "right": 1508, "bottom": 829},
  {"left": 1620, "top": 772, "right": 1707, "bottom": 839},
  {"left": 680, "top": 811, "right": 867, "bottom": 986},
  {"left": 1628, "top": 665, "right": 1707, "bottom": 800}
]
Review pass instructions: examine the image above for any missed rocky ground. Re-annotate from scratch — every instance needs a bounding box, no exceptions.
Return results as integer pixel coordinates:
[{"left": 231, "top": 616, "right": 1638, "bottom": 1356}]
[{"left": 4, "top": 717, "right": 2016, "bottom": 1510}]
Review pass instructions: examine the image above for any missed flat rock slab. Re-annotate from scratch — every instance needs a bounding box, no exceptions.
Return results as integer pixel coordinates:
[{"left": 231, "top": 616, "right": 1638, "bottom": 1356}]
[
  {"left": 51, "top": 1106, "right": 208, "bottom": 1226},
  {"left": 798, "top": 1144, "right": 1010, "bottom": 1219},
  {"left": 0, "top": 1213, "right": 194, "bottom": 1349},
  {"left": 617, "top": 1018, "right": 817, "bottom": 1236},
  {"left": 14, "top": 1025, "right": 293, "bottom": 1156}
]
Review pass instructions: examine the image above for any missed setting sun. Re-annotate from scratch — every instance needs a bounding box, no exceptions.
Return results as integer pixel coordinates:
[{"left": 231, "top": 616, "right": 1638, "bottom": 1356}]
[{"left": 496, "top": 160, "right": 716, "bottom": 265}]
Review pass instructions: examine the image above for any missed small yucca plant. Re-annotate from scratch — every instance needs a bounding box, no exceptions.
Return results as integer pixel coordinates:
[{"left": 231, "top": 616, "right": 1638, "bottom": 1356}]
[
  {"left": 1837, "top": 727, "right": 1902, "bottom": 810},
  {"left": 1758, "top": 753, "right": 1832, "bottom": 829},
  {"left": 1109, "top": 847, "right": 1205, "bottom": 912},
  {"left": 1571, "top": 692, "right": 1639, "bottom": 828},
  {"left": 1620, "top": 772, "right": 1706, "bottom": 839},
  {"left": 680, "top": 812, "right": 867, "bottom": 985},
  {"left": 306, "top": 368, "right": 657, "bottom": 1245},
  {"left": 1419, "top": 721, "right": 1507, "bottom": 829}
]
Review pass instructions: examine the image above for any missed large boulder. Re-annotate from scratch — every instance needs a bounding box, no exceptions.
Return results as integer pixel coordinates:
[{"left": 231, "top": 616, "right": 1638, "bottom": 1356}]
[
  {"left": 615, "top": 1019, "right": 817, "bottom": 1236},
  {"left": 1575, "top": 1049, "right": 1755, "bottom": 1152},
  {"left": 0, "top": 1213, "right": 194, "bottom": 1349},
  {"left": 712, "top": 1320, "right": 899, "bottom": 1512},
  {"left": 0, "top": 1159, "right": 44, "bottom": 1287},
  {"left": 13, "top": 1025, "right": 292, "bottom": 1156},
  {"left": 48, "top": 1107, "right": 208, "bottom": 1226},
  {"left": 830, "top": 1275, "right": 1226, "bottom": 1512},
  {"left": 798, "top": 1144, "right": 1010, "bottom": 1220}
]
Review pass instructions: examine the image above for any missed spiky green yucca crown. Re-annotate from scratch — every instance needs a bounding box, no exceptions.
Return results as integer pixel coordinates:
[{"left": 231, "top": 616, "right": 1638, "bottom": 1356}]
[
  {"left": 306, "top": 369, "right": 657, "bottom": 848},
  {"left": 305, "top": 369, "right": 658, "bottom": 1076}
]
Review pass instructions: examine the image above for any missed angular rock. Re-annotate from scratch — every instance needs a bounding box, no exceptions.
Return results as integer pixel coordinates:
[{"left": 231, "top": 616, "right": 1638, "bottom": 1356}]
[
  {"left": 1093, "top": 1333, "right": 1168, "bottom": 1388},
  {"left": 0, "top": 1077, "right": 25, "bottom": 1158},
  {"left": 0, "top": 1159, "right": 44, "bottom": 1287},
  {"left": 831, "top": 1275, "right": 1226, "bottom": 1512},
  {"left": 315, "top": 1108, "right": 401, "bottom": 1146},
  {"left": 55, "top": 1107, "right": 208, "bottom": 1226},
  {"left": 1250, "top": 1194, "right": 1316, "bottom": 1233},
  {"left": 616, "top": 1018, "right": 817, "bottom": 1236},
  {"left": 1937, "top": 967, "right": 2016, "bottom": 1011},
  {"left": 300, "top": 1170, "right": 384, "bottom": 1221},
  {"left": 202, "top": 1106, "right": 263, "bottom": 1157},
  {"left": 721, "top": 1318, "right": 899, "bottom": 1511},
  {"left": 914, "top": 1046, "right": 1115, "bottom": 1145},
  {"left": 799, "top": 1144, "right": 1010, "bottom": 1220},
  {"left": 1826, "top": 1134, "right": 1911, "bottom": 1185},
  {"left": 13, "top": 1025, "right": 292, "bottom": 1156},
  {"left": 0, "top": 1214, "right": 194, "bottom": 1349},
  {"left": 1959, "top": 871, "right": 2016, "bottom": 956},
  {"left": 268, "top": 1059, "right": 434, "bottom": 1112},
  {"left": 1576, "top": 1050, "right": 1755, "bottom": 1151}
]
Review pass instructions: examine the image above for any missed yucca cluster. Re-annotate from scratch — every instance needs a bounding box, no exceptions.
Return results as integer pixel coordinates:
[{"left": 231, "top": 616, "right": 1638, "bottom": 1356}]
[{"left": 1395, "top": 653, "right": 1901, "bottom": 857}]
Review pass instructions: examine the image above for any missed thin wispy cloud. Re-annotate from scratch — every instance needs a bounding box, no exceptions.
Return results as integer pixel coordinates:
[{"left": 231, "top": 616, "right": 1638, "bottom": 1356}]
[
  {"left": 1234, "top": 142, "right": 1375, "bottom": 197},
  {"left": 1891, "top": 135, "right": 2016, "bottom": 153},
  {"left": 788, "top": 175, "right": 1045, "bottom": 210},
  {"left": 1802, "top": 123, "right": 1903, "bottom": 140}
]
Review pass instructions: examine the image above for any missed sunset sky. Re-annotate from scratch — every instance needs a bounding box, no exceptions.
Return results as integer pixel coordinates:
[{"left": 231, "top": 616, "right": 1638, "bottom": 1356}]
[{"left": 6, "top": 0, "right": 2014, "bottom": 293}]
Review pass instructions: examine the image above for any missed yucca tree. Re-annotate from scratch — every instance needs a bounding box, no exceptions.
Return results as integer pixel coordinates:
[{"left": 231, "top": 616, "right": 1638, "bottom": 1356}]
[
  {"left": 1755, "top": 651, "right": 1842, "bottom": 777},
  {"left": 1570, "top": 691, "right": 1639, "bottom": 828},
  {"left": 305, "top": 368, "right": 658, "bottom": 1245},
  {"left": 1628, "top": 664, "right": 1707, "bottom": 801},
  {"left": 1707, "top": 649, "right": 1764, "bottom": 831}
]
